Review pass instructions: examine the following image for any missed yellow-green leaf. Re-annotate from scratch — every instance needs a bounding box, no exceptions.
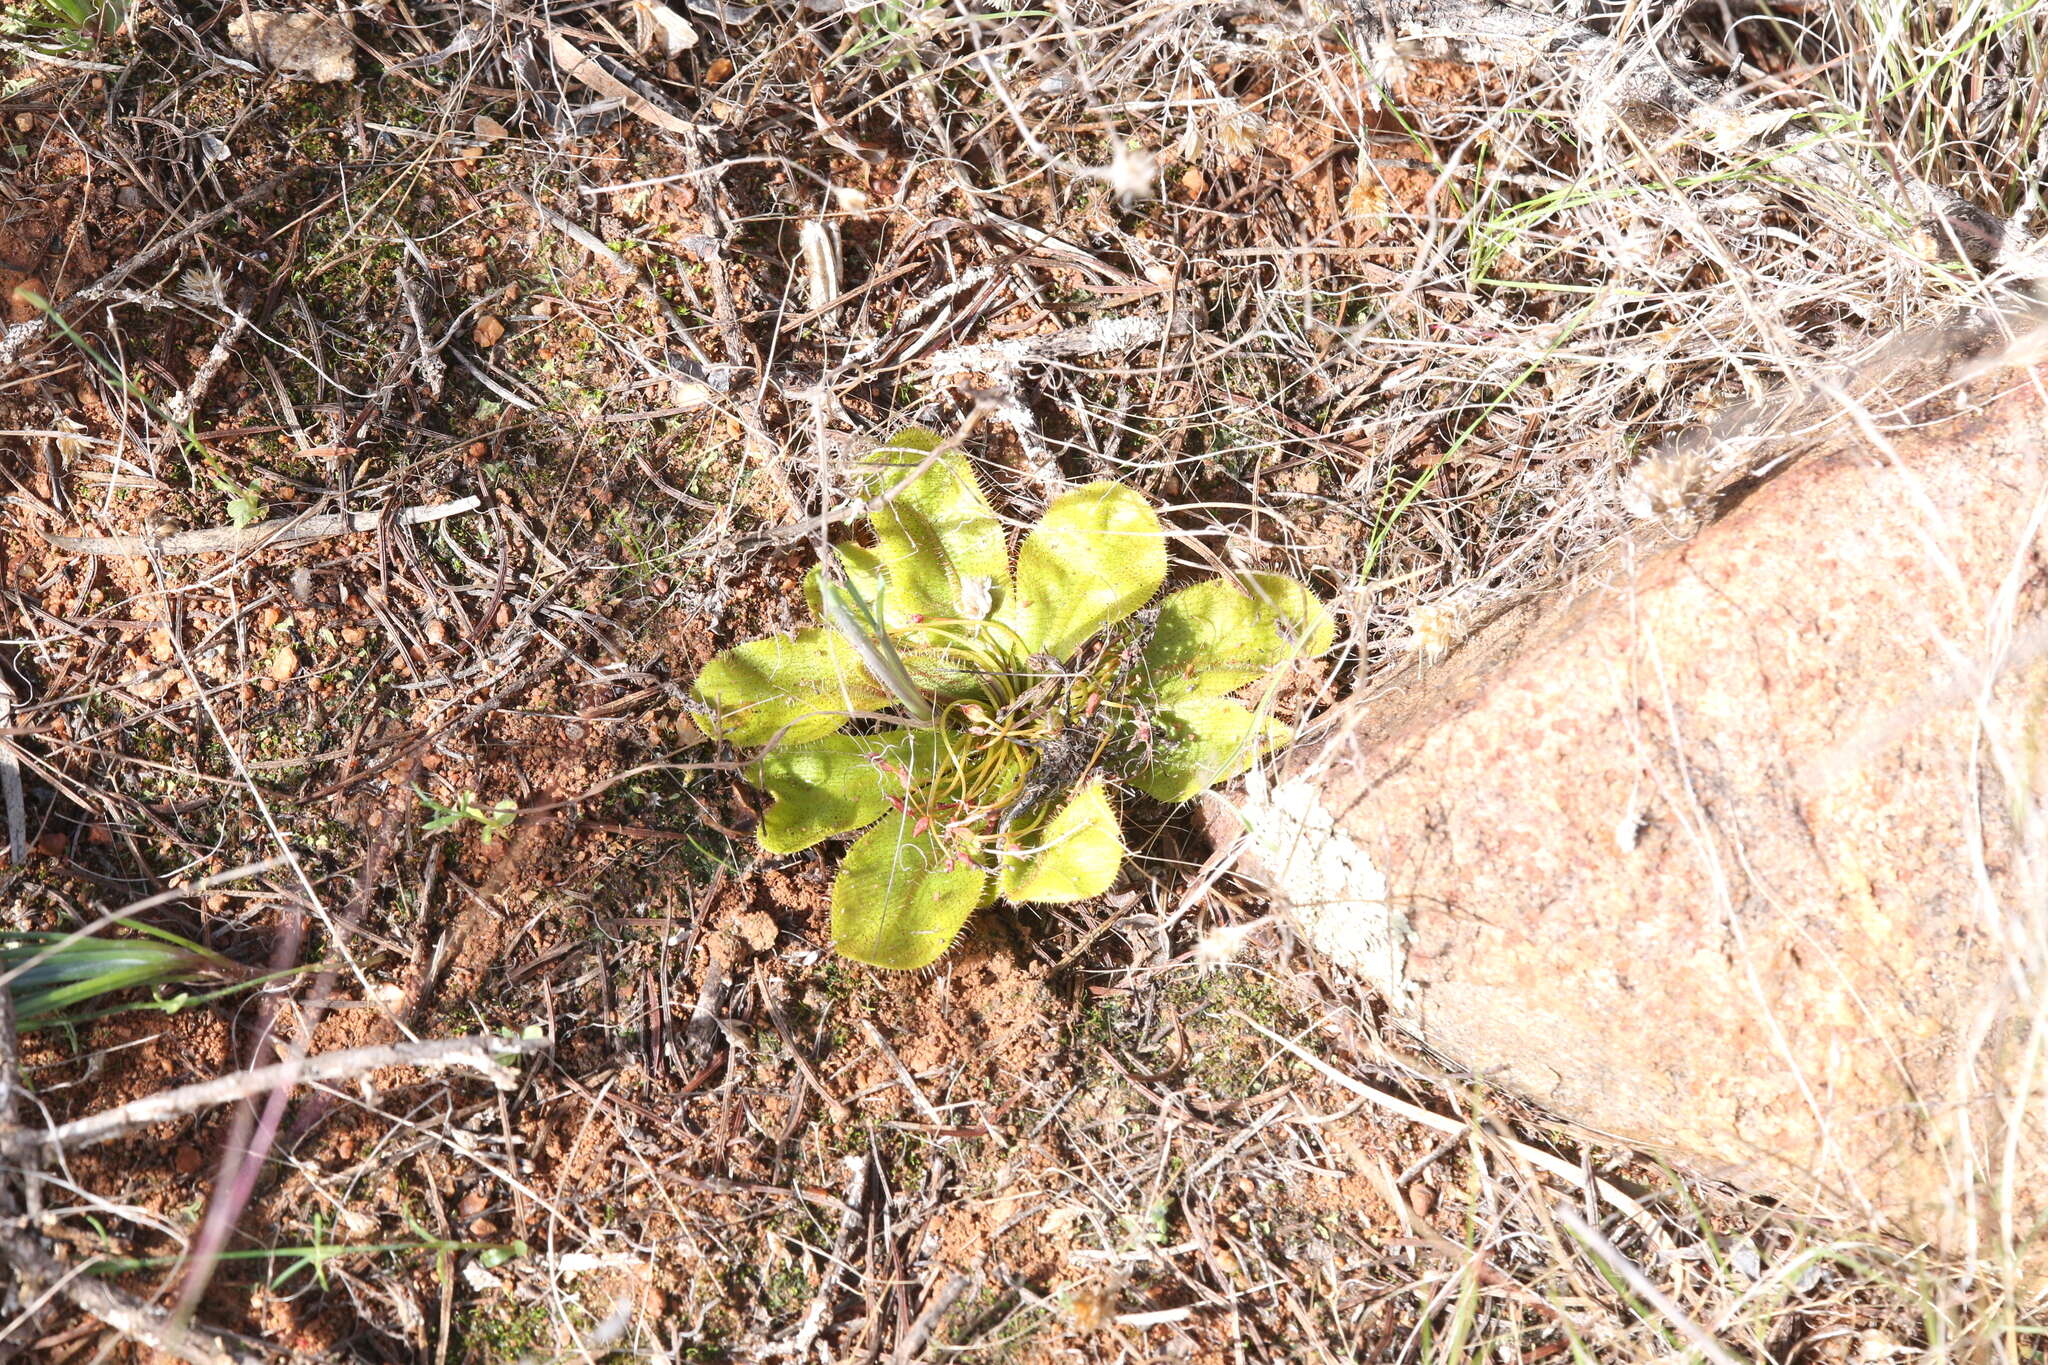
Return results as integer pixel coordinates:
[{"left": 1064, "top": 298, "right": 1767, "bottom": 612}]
[
  {"left": 1127, "top": 697, "right": 1291, "bottom": 802},
  {"left": 803, "top": 543, "right": 887, "bottom": 621},
  {"left": 999, "top": 779, "right": 1124, "bottom": 903},
  {"left": 864, "top": 427, "right": 1009, "bottom": 626},
  {"left": 1001, "top": 482, "right": 1166, "bottom": 662},
  {"left": 831, "top": 812, "right": 988, "bottom": 970},
  {"left": 1140, "top": 573, "right": 1333, "bottom": 700},
  {"left": 691, "top": 628, "right": 887, "bottom": 746},
  {"left": 750, "top": 733, "right": 909, "bottom": 853}
]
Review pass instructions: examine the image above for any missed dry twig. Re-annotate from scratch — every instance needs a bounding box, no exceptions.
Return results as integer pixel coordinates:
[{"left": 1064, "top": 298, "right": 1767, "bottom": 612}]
[
  {"left": 0, "top": 1226, "right": 272, "bottom": 1365},
  {"left": 41, "top": 496, "right": 482, "bottom": 558},
  {"left": 0, "top": 1033, "right": 548, "bottom": 1158}
]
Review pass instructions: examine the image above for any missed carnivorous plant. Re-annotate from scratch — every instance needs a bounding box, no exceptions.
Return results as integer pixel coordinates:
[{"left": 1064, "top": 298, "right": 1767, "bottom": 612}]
[{"left": 691, "top": 429, "right": 1333, "bottom": 969}]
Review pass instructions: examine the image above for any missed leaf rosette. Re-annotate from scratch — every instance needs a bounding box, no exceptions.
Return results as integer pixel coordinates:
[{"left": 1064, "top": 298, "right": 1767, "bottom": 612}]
[{"left": 692, "top": 428, "right": 1334, "bottom": 969}]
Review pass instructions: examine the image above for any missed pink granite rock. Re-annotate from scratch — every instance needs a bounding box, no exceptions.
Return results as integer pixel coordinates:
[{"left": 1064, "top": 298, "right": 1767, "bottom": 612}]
[{"left": 1222, "top": 358, "right": 2048, "bottom": 1249}]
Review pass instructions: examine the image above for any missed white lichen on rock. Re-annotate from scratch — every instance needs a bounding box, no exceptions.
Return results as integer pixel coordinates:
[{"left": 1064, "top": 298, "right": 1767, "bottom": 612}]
[{"left": 1230, "top": 777, "right": 1413, "bottom": 1012}]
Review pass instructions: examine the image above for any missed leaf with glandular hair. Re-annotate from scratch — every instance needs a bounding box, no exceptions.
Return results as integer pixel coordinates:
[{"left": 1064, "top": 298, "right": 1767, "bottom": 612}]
[
  {"left": 691, "top": 628, "right": 887, "bottom": 746},
  {"left": 863, "top": 428, "right": 1010, "bottom": 626},
  {"left": 803, "top": 543, "right": 887, "bottom": 620},
  {"left": 1001, "top": 482, "right": 1166, "bottom": 662},
  {"left": 1127, "top": 697, "right": 1291, "bottom": 802},
  {"left": 999, "top": 780, "right": 1124, "bottom": 903},
  {"left": 750, "top": 733, "right": 911, "bottom": 853},
  {"left": 831, "top": 812, "right": 988, "bottom": 970},
  {"left": 1140, "top": 573, "right": 1333, "bottom": 701},
  {"left": 817, "top": 571, "right": 935, "bottom": 724}
]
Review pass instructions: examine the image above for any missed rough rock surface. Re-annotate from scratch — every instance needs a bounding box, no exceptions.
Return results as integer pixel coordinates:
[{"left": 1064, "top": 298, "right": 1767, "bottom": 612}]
[
  {"left": 227, "top": 11, "right": 358, "bottom": 84},
  {"left": 1222, "top": 352, "right": 2048, "bottom": 1249}
]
